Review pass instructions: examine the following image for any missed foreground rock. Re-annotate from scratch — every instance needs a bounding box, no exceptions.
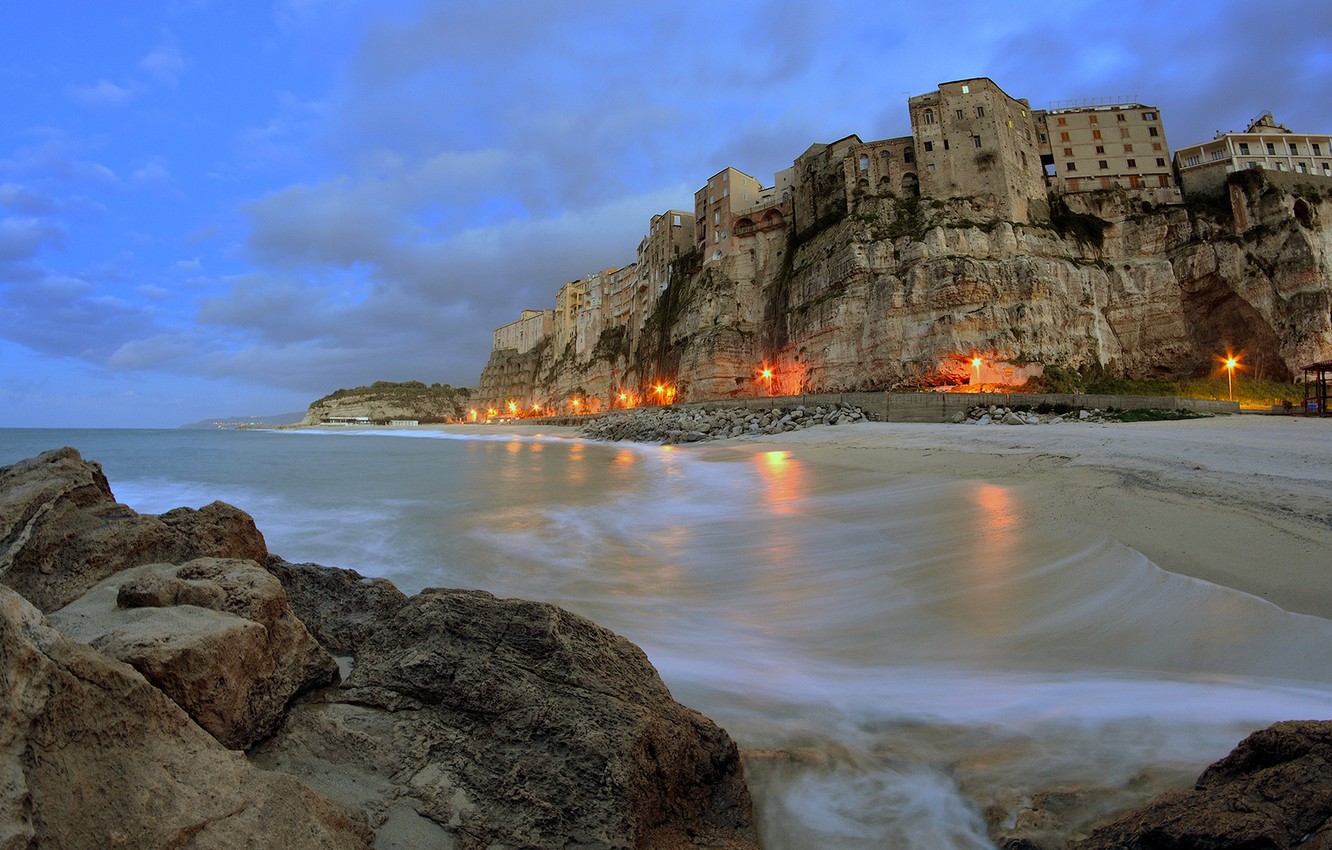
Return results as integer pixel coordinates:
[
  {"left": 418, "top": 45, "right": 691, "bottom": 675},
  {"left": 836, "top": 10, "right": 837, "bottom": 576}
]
[
  {"left": 1074, "top": 720, "right": 1332, "bottom": 849},
  {"left": 265, "top": 555, "right": 409, "bottom": 656},
  {"left": 0, "top": 584, "right": 372, "bottom": 850},
  {"left": 255, "top": 586, "right": 759, "bottom": 850},
  {"left": 0, "top": 447, "right": 267, "bottom": 612},
  {"left": 581, "top": 403, "right": 868, "bottom": 443},
  {"left": 49, "top": 557, "right": 339, "bottom": 750}
]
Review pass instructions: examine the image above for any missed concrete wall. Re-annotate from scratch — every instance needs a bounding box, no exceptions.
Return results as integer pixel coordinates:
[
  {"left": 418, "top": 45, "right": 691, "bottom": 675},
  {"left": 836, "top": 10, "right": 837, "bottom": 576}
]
[{"left": 533, "top": 391, "right": 1238, "bottom": 426}]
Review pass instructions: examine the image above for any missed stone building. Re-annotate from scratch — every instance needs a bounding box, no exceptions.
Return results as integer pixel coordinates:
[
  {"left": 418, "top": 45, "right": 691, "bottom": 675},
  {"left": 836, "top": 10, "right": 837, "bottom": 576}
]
[
  {"left": 907, "top": 78, "right": 1046, "bottom": 223},
  {"left": 633, "top": 209, "right": 694, "bottom": 325},
  {"left": 1174, "top": 113, "right": 1332, "bottom": 196},
  {"left": 1035, "top": 102, "right": 1178, "bottom": 203},
  {"left": 554, "top": 278, "right": 590, "bottom": 354},
  {"left": 492, "top": 309, "right": 553, "bottom": 354}
]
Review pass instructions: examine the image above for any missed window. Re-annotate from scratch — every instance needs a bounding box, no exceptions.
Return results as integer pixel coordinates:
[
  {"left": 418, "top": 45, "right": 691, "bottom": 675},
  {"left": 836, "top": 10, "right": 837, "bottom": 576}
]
[
  {"left": 1120, "top": 128, "right": 1131, "bottom": 138},
  {"left": 1089, "top": 115, "right": 1099, "bottom": 124},
  {"left": 927, "top": 163, "right": 936, "bottom": 172},
  {"left": 1152, "top": 142, "right": 1162, "bottom": 151},
  {"left": 1063, "top": 147, "right": 1073, "bottom": 156},
  {"left": 1057, "top": 116, "right": 1067, "bottom": 126},
  {"left": 722, "top": 187, "right": 728, "bottom": 197},
  {"left": 880, "top": 149, "right": 891, "bottom": 158},
  {"left": 1276, "top": 162, "right": 1285, "bottom": 171},
  {"left": 943, "top": 139, "right": 950, "bottom": 150},
  {"left": 1313, "top": 143, "right": 1323, "bottom": 156},
  {"left": 713, "top": 212, "right": 720, "bottom": 224},
  {"left": 904, "top": 149, "right": 915, "bottom": 162},
  {"left": 1127, "top": 158, "right": 1136, "bottom": 167},
  {"left": 1123, "top": 144, "right": 1134, "bottom": 152},
  {"left": 924, "top": 109, "right": 934, "bottom": 125},
  {"left": 1324, "top": 163, "right": 1331, "bottom": 173},
  {"left": 923, "top": 141, "right": 933, "bottom": 152},
  {"left": 1148, "top": 127, "right": 1158, "bottom": 137},
  {"left": 1039, "top": 132, "right": 1047, "bottom": 142},
  {"left": 1239, "top": 142, "right": 1251, "bottom": 155},
  {"left": 1060, "top": 131, "right": 1070, "bottom": 142},
  {"left": 976, "top": 106, "right": 985, "bottom": 118},
  {"left": 1290, "top": 143, "right": 1299, "bottom": 155},
  {"left": 859, "top": 155, "right": 869, "bottom": 171},
  {"left": 1299, "top": 162, "right": 1309, "bottom": 173},
  {"left": 1211, "top": 150, "right": 1226, "bottom": 160},
  {"left": 1142, "top": 111, "right": 1156, "bottom": 121},
  {"left": 1184, "top": 155, "right": 1201, "bottom": 166},
  {"left": 955, "top": 109, "right": 965, "bottom": 120},
  {"left": 1116, "top": 113, "right": 1127, "bottom": 122},
  {"left": 1266, "top": 143, "right": 1276, "bottom": 155},
  {"left": 1095, "top": 145, "right": 1105, "bottom": 154},
  {"left": 1156, "top": 158, "right": 1166, "bottom": 166},
  {"left": 973, "top": 135, "right": 982, "bottom": 148},
  {"left": 1092, "top": 130, "right": 1102, "bottom": 140},
  {"left": 960, "top": 84, "right": 970, "bottom": 93},
  {"left": 1098, "top": 160, "right": 1109, "bottom": 169},
  {"left": 1066, "top": 162, "right": 1077, "bottom": 172},
  {"left": 672, "top": 214, "right": 681, "bottom": 226}
]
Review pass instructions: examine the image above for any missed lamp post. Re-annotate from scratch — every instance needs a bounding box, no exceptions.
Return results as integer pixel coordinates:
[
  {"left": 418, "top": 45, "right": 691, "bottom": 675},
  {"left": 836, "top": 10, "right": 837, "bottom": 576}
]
[
  {"left": 1226, "top": 357, "right": 1238, "bottom": 401},
  {"left": 972, "top": 357, "right": 982, "bottom": 387}
]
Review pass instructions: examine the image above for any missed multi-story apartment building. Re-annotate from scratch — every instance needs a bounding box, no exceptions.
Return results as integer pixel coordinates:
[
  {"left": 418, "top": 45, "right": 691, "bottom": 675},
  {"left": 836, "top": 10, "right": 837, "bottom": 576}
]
[
  {"left": 492, "top": 309, "right": 554, "bottom": 354},
  {"left": 907, "top": 78, "right": 1046, "bottom": 223},
  {"left": 1174, "top": 113, "right": 1332, "bottom": 196},
  {"left": 695, "top": 167, "right": 789, "bottom": 263},
  {"left": 632, "top": 209, "right": 694, "bottom": 333},
  {"left": 553, "top": 278, "right": 589, "bottom": 354},
  {"left": 1035, "top": 101, "right": 1177, "bottom": 203}
]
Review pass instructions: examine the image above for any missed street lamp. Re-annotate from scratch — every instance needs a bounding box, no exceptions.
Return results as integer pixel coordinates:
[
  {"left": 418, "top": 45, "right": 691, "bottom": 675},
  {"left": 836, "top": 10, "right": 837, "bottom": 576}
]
[
  {"left": 972, "top": 357, "right": 982, "bottom": 386},
  {"left": 1226, "top": 356, "right": 1238, "bottom": 401}
]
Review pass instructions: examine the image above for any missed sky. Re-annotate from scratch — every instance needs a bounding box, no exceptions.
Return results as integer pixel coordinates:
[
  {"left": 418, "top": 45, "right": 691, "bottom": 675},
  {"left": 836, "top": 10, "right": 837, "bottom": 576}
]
[{"left": 2, "top": 1, "right": 1329, "bottom": 427}]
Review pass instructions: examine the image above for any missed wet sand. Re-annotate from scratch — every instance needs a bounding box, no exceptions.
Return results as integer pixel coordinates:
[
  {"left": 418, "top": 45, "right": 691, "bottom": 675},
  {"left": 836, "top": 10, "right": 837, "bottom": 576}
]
[{"left": 406, "top": 414, "right": 1332, "bottom": 620}]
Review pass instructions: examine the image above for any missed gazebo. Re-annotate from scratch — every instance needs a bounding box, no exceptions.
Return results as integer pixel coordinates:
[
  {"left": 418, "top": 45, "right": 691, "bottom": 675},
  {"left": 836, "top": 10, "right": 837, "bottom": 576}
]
[{"left": 1302, "top": 360, "right": 1332, "bottom": 415}]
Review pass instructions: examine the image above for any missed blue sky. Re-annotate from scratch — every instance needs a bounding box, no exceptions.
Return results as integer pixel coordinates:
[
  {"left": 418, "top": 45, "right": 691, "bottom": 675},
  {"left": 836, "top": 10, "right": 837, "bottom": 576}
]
[{"left": 2, "top": 1, "right": 1329, "bottom": 427}]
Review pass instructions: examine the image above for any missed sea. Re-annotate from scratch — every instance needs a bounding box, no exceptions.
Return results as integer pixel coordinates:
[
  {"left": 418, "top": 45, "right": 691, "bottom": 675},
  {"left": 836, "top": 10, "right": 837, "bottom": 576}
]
[{"left": 4, "top": 426, "right": 1332, "bottom": 848}]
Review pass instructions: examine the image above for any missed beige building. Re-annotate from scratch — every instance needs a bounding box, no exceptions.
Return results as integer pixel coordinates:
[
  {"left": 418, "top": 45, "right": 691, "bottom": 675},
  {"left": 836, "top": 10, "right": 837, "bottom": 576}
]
[
  {"left": 695, "top": 167, "right": 790, "bottom": 264},
  {"left": 492, "top": 309, "right": 554, "bottom": 354},
  {"left": 1035, "top": 102, "right": 1177, "bottom": 202},
  {"left": 633, "top": 209, "right": 695, "bottom": 332},
  {"left": 553, "top": 278, "right": 590, "bottom": 354},
  {"left": 908, "top": 78, "right": 1046, "bottom": 222},
  {"left": 1174, "top": 113, "right": 1332, "bottom": 196}
]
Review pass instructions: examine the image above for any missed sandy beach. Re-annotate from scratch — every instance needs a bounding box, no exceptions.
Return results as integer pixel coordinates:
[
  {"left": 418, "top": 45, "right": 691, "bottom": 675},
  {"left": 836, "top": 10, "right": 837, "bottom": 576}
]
[{"left": 390, "top": 414, "right": 1332, "bottom": 620}]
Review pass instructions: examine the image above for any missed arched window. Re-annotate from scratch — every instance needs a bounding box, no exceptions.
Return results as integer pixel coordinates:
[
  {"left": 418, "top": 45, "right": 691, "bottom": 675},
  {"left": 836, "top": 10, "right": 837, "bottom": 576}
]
[{"left": 923, "top": 109, "right": 935, "bottom": 125}]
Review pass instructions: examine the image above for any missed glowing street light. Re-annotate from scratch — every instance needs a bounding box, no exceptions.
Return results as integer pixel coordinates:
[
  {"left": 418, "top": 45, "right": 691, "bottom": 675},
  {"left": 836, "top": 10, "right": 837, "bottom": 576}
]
[
  {"left": 972, "top": 357, "right": 982, "bottom": 386},
  {"left": 1225, "top": 356, "right": 1238, "bottom": 401}
]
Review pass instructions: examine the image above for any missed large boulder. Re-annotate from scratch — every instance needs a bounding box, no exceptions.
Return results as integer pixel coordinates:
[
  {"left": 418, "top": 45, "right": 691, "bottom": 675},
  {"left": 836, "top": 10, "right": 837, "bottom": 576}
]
[
  {"left": 254, "top": 588, "right": 759, "bottom": 850},
  {"left": 265, "top": 556, "right": 410, "bottom": 656},
  {"left": 48, "top": 557, "right": 339, "bottom": 750},
  {"left": 1075, "top": 720, "right": 1332, "bottom": 849},
  {"left": 0, "top": 584, "right": 372, "bottom": 850},
  {"left": 0, "top": 448, "right": 267, "bottom": 612}
]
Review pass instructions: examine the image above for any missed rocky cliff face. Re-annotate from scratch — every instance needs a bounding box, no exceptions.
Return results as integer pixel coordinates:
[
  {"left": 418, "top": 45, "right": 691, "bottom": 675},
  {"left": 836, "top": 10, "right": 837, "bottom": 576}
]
[
  {"left": 300, "top": 380, "right": 473, "bottom": 424},
  {"left": 479, "top": 172, "right": 1332, "bottom": 407}
]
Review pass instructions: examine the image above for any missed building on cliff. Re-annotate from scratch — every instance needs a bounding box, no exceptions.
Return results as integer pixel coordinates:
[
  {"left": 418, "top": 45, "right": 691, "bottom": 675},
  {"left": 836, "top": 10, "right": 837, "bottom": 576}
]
[
  {"left": 1174, "top": 113, "right": 1332, "bottom": 197},
  {"left": 492, "top": 309, "right": 553, "bottom": 355},
  {"left": 1034, "top": 100, "right": 1178, "bottom": 204},
  {"left": 694, "top": 167, "right": 794, "bottom": 264},
  {"left": 907, "top": 78, "right": 1047, "bottom": 223}
]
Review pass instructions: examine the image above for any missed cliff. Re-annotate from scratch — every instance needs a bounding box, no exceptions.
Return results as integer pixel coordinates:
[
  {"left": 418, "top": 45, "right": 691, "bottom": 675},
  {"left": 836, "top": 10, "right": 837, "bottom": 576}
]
[
  {"left": 478, "top": 171, "right": 1332, "bottom": 409},
  {"left": 299, "top": 380, "right": 473, "bottom": 424}
]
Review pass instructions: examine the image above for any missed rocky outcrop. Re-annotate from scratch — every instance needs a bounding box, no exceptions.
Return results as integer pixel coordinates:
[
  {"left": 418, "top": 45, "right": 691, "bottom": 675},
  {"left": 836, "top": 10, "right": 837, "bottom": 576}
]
[
  {"left": 580, "top": 402, "right": 868, "bottom": 443},
  {"left": 0, "top": 447, "right": 267, "bottom": 612},
  {"left": 299, "top": 380, "right": 473, "bottom": 425},
  {"left": 1074, "top": 720, "right": 1332, "bottom": 850},
  {"left": 0, "top": 584, "right": 372, "bottom": 850},
  {"left": 1, "top": 449, "right": 758, "bottom": 849},
  {"left": 48, "top": 557, "right": 339, "bottom": 750},
  {"left": 254, "top": 587, "right": 758, "bottom": 850},
  {"left": 265, "top": 555, "right": 409, "bottom": 656}
]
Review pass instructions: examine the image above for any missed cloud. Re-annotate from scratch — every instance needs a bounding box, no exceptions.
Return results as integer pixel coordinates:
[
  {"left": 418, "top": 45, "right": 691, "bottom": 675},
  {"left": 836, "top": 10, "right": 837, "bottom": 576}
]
[
  {"left": 0, "top": 216, "right": 64, "bottom": 262},
  {"left": 139, "top": 40, "right": 187, "bottom": 84},
  {"left": 67, "top": 79, "right": 134, "bottom": 108}
]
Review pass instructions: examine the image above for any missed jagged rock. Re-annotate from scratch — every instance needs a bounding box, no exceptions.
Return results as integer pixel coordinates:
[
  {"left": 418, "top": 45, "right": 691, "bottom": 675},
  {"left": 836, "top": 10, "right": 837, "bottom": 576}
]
[
  {"left": 265, "top": 556, "right": 410, "bottom": 656},
  {"left": 0, "top": 584, "right": 372, "bottom": 850},
  {"left": 254, "top": 588, "right": 758, "bottom": 850},
  {"left": 581, "top": 403, "right": 869, "bottom": 443},
  {"left": 0, "top": 447, "right": 267, "bottom": 612},
  {"left": 47, "top": 557, "right": 338, "bottom": 750},
  {"left": 1074, "top": 720, "right": 1332, "bottom": 850}
]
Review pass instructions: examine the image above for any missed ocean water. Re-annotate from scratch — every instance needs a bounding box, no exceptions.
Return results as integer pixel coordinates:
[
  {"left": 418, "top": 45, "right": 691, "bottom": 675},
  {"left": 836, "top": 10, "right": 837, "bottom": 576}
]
[{"left": 4, "top": 427, "right": 1332, "bottom": 847}]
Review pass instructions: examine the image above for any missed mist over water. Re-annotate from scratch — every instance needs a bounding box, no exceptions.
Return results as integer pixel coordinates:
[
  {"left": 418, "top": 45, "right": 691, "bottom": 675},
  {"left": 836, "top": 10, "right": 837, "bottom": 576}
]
[{"left": 4, "top": 428, "right": 1331, "bottom": 848}]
